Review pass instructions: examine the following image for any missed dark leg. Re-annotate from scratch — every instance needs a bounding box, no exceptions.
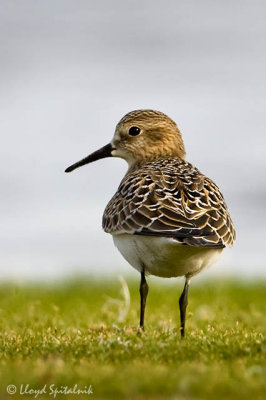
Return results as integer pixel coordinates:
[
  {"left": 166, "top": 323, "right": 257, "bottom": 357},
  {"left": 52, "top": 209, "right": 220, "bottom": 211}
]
[
  {"left": 139, "top": 271, "right": 149, "bottom": 330},
  {"left": 179, "top": 278, "right": 190, "bottom": 338}
]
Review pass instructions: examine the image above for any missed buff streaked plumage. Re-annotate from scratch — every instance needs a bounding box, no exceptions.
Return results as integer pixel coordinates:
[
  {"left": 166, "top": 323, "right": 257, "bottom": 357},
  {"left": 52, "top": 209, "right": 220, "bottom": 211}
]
[{"left": 102, "top": 157, "right": 235, "bottom": 248}]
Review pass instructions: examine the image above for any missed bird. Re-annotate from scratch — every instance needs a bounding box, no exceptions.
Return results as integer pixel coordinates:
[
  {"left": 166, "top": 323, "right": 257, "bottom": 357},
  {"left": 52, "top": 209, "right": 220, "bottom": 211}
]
[{"left": 65, "top": 109, "right": 236, "bottom": 337}]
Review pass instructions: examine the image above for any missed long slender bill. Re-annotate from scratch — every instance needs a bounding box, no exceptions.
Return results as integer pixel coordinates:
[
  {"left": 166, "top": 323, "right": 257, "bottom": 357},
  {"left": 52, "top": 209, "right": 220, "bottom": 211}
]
[{"left": 65, "top": 143, "right": 113, "bottom": 173}]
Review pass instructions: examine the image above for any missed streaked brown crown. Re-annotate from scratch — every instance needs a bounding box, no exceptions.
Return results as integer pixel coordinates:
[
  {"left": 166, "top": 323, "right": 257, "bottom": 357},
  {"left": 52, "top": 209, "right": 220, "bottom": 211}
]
[{"left": 112, "top": 110, "right": 186, "bottom": 165}]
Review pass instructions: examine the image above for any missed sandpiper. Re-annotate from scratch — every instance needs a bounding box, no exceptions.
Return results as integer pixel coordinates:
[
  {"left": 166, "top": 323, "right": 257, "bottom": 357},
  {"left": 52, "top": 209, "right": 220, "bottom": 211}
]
[{"left": 65, "top": 110, "right": 236, "bottom": 337}]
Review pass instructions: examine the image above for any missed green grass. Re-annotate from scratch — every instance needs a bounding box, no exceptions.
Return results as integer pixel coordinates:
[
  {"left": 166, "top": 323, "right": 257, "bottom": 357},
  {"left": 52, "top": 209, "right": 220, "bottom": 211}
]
[{"left": 0, "top": 277, "right": 265, "bottom": 399}]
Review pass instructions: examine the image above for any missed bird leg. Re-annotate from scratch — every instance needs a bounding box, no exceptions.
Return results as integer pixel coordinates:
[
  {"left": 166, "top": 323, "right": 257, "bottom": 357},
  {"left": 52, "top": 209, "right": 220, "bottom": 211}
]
[
  {"left": 139, "top": 271, "right": 149, "bottom": 330},
  {"left": 179, "top": 278, "right": 190, "bottom": 338}
]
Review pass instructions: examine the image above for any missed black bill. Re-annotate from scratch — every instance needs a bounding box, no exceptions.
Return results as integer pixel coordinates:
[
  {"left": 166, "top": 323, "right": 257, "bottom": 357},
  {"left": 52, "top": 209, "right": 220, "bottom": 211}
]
[{"left": 65, "top": 143, "right": 113, "bottom": 173}]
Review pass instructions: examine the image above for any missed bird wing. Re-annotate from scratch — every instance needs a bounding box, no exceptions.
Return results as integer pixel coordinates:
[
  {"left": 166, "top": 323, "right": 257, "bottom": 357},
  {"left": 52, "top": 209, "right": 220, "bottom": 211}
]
[{"left": 102, "top": 159, "right": 236, "bottom": 248}]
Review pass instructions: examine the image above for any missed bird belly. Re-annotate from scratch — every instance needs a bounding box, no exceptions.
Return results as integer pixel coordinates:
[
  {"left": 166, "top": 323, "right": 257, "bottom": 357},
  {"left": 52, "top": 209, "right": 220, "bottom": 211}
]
[{"left": 113, "top": 234, "right": 223, "bottom": 278}]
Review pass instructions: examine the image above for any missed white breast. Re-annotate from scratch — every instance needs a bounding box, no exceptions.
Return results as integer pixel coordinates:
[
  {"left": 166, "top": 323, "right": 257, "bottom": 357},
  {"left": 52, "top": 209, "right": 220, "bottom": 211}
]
[{"left": 113, "top": 234, "right": 223, "bottom": 278}]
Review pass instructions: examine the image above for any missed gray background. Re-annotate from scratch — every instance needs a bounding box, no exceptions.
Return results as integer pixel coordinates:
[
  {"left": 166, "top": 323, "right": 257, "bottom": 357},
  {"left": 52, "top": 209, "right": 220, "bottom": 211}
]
[{"left": 1, "top": 0, "right": 265, "bottom": 280}]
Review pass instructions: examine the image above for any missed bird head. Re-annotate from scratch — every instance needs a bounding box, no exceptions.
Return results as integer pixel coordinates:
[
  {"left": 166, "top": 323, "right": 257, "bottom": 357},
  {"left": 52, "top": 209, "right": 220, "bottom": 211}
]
[{"left": 65, "top": 109, "right": 186, "bottom": 173}]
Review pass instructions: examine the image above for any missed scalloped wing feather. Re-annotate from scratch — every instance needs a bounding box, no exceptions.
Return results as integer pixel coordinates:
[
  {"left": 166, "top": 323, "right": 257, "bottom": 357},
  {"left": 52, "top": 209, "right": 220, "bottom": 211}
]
[{"left": 102, "top": 158, "right": 236, "bottom": 249}]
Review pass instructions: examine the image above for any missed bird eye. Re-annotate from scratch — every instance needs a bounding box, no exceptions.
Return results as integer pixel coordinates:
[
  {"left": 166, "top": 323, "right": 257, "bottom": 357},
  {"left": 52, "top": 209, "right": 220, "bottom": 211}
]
[{"left": 128, "top": 126, "right": 141, "bottom": 136}]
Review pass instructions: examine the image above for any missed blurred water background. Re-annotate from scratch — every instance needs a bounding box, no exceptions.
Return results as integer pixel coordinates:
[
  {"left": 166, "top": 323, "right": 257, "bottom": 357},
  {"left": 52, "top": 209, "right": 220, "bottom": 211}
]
[{"left": 1, "top": 0, "right": 266, "bottom": 280}]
